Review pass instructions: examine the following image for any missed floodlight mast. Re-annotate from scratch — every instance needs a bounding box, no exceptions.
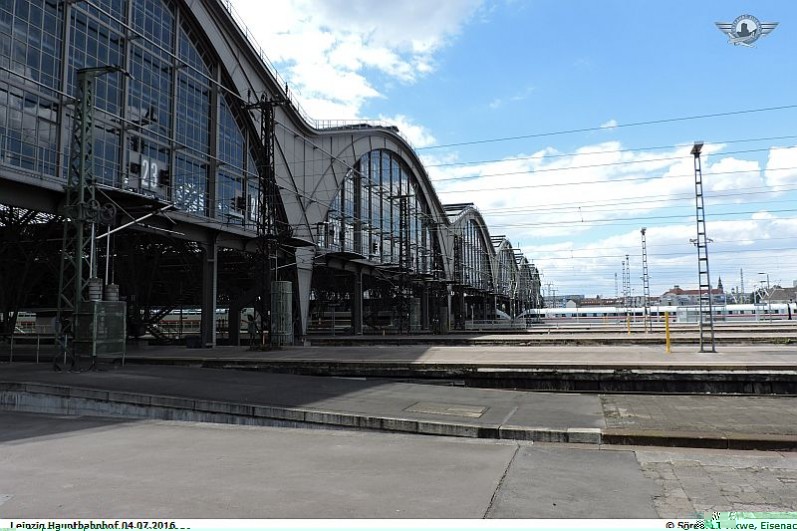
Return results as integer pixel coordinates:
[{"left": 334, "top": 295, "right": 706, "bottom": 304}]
[
  {"left": 692, "top": 141, "right": 716, "bottom": 352},
  {"left": 641, "top": 228, "right": 651, "bottom": 333}
]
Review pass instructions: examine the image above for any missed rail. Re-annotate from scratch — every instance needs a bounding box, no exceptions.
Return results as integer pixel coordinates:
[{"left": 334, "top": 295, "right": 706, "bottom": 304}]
[{"left": 463, "top": 319, "right": 527, "bottom": 331}]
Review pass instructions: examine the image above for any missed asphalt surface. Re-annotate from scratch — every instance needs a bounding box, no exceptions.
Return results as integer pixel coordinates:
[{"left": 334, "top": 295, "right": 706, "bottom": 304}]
[
  {"left": 7, "top": 340, "right": 797, "bottom": 368},
  {"left": 3, "top": 412, "right": 797, "bottom": 518}
]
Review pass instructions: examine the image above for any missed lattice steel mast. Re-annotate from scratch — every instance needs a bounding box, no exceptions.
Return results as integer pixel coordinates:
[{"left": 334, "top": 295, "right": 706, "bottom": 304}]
[
  {"left": 692, "top": 141, "right": 716, "bottom": 352},
  {"left": 641, "top": 228, "right": 651, "bottom": 332},
  {"left": 391, "top": 193, "right": 413, "bottom": 333},
  {"left": 740, "top": 268, "right": 745, "bottom": 303},
  {"left": 622, "top": 255, "right": 631, "bottom": 315},
  {"left": 56, "top": 66, "right": 122, "bottom": 369},
  {"left": 246, "top": 93, "right": 286, "bottom": 347}
]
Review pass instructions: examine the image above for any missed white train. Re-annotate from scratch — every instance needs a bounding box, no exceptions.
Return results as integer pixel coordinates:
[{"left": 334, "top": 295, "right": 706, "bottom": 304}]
[{"left": 522, "top": 303, "right": 797, "bottom": 324}]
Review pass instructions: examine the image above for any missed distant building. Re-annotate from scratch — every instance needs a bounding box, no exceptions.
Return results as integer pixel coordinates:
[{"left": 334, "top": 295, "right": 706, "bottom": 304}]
[
  {"left": 568, "top": 296, "right": 650, "bottom": 308},
  {"left": 561, "top": 294, "right": 585, "bottom": 308},
  {"left": 580, "top": 296, "right": 620, "bottom": 307},
  {"left": 766, "top": 286, "right": 797, "bottom": 303},
  {"left": 658, "top": 281, "right": 726, "bottom": 306}
]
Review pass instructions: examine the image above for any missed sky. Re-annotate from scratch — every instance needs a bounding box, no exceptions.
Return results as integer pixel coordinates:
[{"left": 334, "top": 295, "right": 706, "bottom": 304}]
[{"left": 229, "top": 0, "right": 797, "bottom": 300}]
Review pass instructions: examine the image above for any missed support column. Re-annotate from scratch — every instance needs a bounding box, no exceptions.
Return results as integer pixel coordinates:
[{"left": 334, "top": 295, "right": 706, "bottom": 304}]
[
  {"left": 295, "top": 247, "right": 314, "bottom": 340},
  {"left": 352, "top": 268, "right": 363, "bottom": 335},
  {"left": 228, "top": 285, "right": 259, "bottom": 346},
  {"left": 229, "top": 299, "right": 241, "bottom": 346},
  {"left": 200, "top": 234, "right": 218, "bottom": 347},
  {"left": 421, "top": 284, "right": 430, "bottom": 331},
  {"left": 440, "top": 287, "right": 451, "bottom": 334},
  {"left": 456, "top": 289, "right": 465, "bottom": 329}
]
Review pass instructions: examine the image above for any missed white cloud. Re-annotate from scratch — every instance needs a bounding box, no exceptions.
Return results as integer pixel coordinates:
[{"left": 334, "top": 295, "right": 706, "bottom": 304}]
[
  {"left": 379, "top": 114, "right": 437, "bottom": 148},
  {"left": 705, "top": 157, "right": 763, "bottom": 193},
  {"left": 230, "top": 0, "right": 483, "bottom": 119},
  {"left": 225, "top": 1, "right": 797, "bottom": 297},
  {"left": 765, "top": 145, "right": 797, "bottom": 191},
  {"left": 532, "top": 214, "right": 797, "bottom": 298},
  {"left": 420, "top": 140, "right": 797, "bottom": 295},
  {"left": 427, "top": 141, "right": 703, "bottom": 241}
]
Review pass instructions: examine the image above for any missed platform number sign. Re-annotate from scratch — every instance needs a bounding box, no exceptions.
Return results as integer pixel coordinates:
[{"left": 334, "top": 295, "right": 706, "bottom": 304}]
[
  {"left": 129, "top": 154, "right": 169, "bottom": 193},
  {"left": 140, "top": 157, "right": 159, "bottom": 188}
]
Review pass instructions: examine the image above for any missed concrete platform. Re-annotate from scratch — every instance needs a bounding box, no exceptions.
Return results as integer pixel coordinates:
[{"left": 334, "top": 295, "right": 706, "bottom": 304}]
[
  {"left": 117, "top": 342, "right": 797, "bottom": 367},
  {"left": 7, "top": 342, "right": 797, "bottom": 393},
  {"left": 113, "top": 343, "right": 797, "bottom": 394},
  {"left": 304, "top": 327, "right": 797, "bottom": 346},
  {"left": 2, "top": 362, "right": 797, "bottom": 450}
]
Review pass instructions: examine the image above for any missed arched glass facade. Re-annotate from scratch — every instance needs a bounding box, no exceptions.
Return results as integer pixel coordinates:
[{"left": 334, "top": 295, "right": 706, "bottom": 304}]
[
  {"left": 458, "top": 218, "right": 492, "bottom": 292},
  {"left": 495, "top": 241, "right": 517, "bottom": 299},
  {"left": 319, "top": 149, "right": 435, "bottom": 275},
  {"left": 0, "top": 0, "right": 261, "bottom": 224},
  {"left": 0, "top": 0, "right": 62, "bottom": 176},
  {"left": 517, "top": 259, "right": 542, "bottom": 311}
]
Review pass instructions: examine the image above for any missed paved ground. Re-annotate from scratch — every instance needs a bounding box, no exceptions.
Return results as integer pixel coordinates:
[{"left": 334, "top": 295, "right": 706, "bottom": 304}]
[
  {"left": 6, "top": 341, "right": 797, "bottom": 368},
  {"left": 485, "top": 445, "right": 659, "bottom": 518},
  {"left": 0, "top": 363, "right": 608, "bottom": 432},
  {"left": 2, "top": 363, "right": 797, "bottom": 448},
  {"left": 601, "top": 395, "right": 797, "bottom": 436},
  {"left": 2, "top": 412, "right": 796, "bottom": 518},
  {"left": 637, "top": 448, "right": 797, "bottom": 516},
  {"left": 120, "top": 343, "right": 797, "bottom": 368}
]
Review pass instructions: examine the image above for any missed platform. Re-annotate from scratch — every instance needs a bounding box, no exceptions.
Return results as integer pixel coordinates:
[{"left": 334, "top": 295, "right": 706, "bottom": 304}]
[
  {"left": 114, "top": 342, "right": 797, "bottom": 394},
  {"left": 3, "top": 343, "right": 797, "bottom": 451}
]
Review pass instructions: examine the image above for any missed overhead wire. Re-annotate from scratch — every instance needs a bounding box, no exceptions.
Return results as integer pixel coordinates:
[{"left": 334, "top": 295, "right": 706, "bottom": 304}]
[
  {"left": 509, "top": 234, "right": 797, "bottom": 255},
  {"left": 271, "top": 133, "right": 797, "bottom": 170},
  {"left": 414, "top": 104, "right": 797, "bottom": 151},
  {"left": 425, "top": 146, "right": 774, "bottom": 184},
  {"left": 487, "top": 208, "right": 797, "bottom": 229},
  {"left": 420, "top": 134, "right": 797, "bottom": 168},
  {"left": 434, "top": 164, "right": 797, "bottom": 195},
  {"left": 480, "top": 191, "right": 797, "bottom": 218},
  {"left": 267, "top": 141, "right": 797, "bottom": 183},
  {"left": 530, "top": 246, "right": 797, "bottom": 262}
]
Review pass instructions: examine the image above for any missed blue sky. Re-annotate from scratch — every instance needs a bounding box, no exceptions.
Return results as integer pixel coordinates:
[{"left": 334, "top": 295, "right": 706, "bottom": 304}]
[{"left": 232, "top": 0, "right": 797, "bottom": 300}]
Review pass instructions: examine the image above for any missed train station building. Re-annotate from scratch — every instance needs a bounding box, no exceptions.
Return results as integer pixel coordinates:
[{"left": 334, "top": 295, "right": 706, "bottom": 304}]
[{"left": 0, "top": 0, "right": 542, "bottom": 346}]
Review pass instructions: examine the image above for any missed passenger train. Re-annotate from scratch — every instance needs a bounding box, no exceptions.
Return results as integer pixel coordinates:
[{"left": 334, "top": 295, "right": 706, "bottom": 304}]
[{"left": 522, "top": 303, "right": 797, "bottom": 324}]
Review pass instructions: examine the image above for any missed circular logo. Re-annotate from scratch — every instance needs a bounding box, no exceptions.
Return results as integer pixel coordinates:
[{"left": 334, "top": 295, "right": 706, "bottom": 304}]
[{"left": 732, "top": 14, "right": 762, "bottom": 45}]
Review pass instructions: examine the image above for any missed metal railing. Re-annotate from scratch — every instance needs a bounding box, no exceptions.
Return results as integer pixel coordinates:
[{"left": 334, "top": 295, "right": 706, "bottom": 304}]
[{"left": 3, "top": 327, "right": 56, "bottom": 363}]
